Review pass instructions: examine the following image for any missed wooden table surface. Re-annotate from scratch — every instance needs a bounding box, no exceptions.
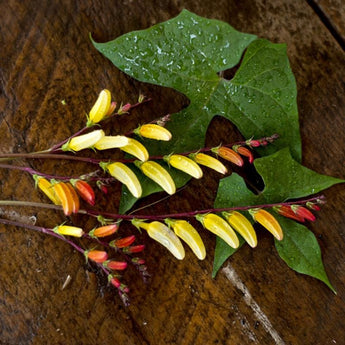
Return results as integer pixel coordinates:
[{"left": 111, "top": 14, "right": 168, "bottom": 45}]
[{"left": 1, "top": 1, "right": 345, "bottom": 344}]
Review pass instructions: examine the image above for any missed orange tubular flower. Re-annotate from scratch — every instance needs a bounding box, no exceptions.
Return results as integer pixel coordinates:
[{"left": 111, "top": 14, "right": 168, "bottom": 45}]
[
  {"left": 72, "top": 180, "right": 95, "bottom": 206},
  {"left": 213, "top": 146, "right": 244, "bottom": 167},
  {"left": 111, "top": 235, "right": 136, "bottom": 249},
  {"left": 53, "top": 182, "right": 75, "bottom": 216},
  {"left": 105, "top": 260, "right": 128, "bottom": 271},
  {"left": 65, "top": 183, "right": 80, "bottom": 214},
  {"left": 87, "top": 250, "right": 108, "bottom": 263},
  {"left": 234, "top": 146, "right": 254, "bottom": 164},
  {"left": 250, "top": 209, "right": 283, "bottom": 240},
  {"left": 91, "top": 224, "right": 119, "bottom": 238}
]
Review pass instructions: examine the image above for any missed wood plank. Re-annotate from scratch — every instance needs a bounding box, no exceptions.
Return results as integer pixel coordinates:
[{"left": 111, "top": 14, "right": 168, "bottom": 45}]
[{"left": 0, "top": 1, "right": 345, "bottom": 344}]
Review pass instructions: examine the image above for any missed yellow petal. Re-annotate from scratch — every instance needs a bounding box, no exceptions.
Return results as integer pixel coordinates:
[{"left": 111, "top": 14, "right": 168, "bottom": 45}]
[
  {"left": 120, "top": 138, "right": 149, "bottom": 162},
  {"left": 88, "top": 89, "right": 111, "bottom": 125},
  {"left": 250, "top": 209, "right": 283, "bottom": 240},
  {"left": 137, "top": 124, "right": 172, "bottom": 141},
  {"left": 167, "top": 154, "right": 203, "bottom": 179},
  {"left": 64, "top": 130, "right": 105, "bottom": 152},
  {"left": 94, "top": 135, "right": 129, "bottom": 150},
  {"left": 191, "top": 153, "right": 227, "bottom": 174},
  {"left": 138, "top": 161, "right": 176, "bottom": 195},
  {"left": 223, "top": 211, "right": 257, "bottom": 248},
  {"left": 197, "top": 213, "right": 239, "bottom": 248},
  {"left": 106, "top": 162, "right": 142, "bottom": 198},
  {"left": 35, "top": 176, "right": 61, "bottom": 205},
  {"left": 55, "top": 225, "right": 84, "bottom": 237},
  {"left": 166, "top": 219, "right": 206, "bottom": 260},
  {"left": 146, "top": 221, "right": 185, "bottom": 260}
]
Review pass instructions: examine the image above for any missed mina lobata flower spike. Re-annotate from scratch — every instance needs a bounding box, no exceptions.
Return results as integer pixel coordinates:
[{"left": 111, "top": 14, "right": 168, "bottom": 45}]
[
  {"left": 135, "top": 160, "right": 176, "bottom": 195},
  {"left": 165, "top": 218, "right": 206, "bottom": 260},
  {"left": 164, "top": 154, "right": 203, "bottom": 179},
  {"left": 196, "top": 213, "right": 239, "bottom": 249}
]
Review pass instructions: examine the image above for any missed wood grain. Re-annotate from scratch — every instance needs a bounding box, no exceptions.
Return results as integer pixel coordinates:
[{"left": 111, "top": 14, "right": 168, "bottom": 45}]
[{"left": 1, "top": 1, "right": 345, "bottom": 344}]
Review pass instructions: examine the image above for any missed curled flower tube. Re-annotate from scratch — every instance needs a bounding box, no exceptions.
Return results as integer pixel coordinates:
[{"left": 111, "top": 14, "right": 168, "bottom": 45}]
[
  {"left": 164, "top": 154, "right": 203, "bottom": 179},
  {"left": 196, "top": 213, "right": 239, "bottom": 249},
  {"left": 90, "top": 224, "right": 119, "bottom": 238},
  {"left": 101, "top": 162, "right": 142, "bottom": 198},
  {"left": 222, "top": 211, "right": 257, "bottom": 248},
  {"left": 72, "top": 180, "right": 95, "bottom": 206},
  {"left": 34, "top": 175, "right": 61, "bottom": 205},
  {"left": 233, "top": 146, "right": 254, "bottom": 164},
  {"left": 136, "top": 160, "right": 176, "bottom": 195},
  {"left": 87, "top": 89, "right": 112, "bottom": 126},
  {"left": 249, "top": 209, "right": 283, "bottom": 240},
  {"left": 190, "top": 153, "right": 227, "bottom": 175},
  {"left": 165, "top": 219, "right": 206, "bottom": 260},
  {"left": 212, "top": 146, "right": 244, "bottom": 167},
  {"left": 120, "top": 138, "right": 149, "bottom": 162},
  {"left": 62, "top": 129, "right": 105, "bottom": 152},
  {"left": 134, "top": 124, "right": 172, "bottom": 141},
  {"left": 54, "top": 225, "right": 84, "bottom": 238},
  {"left": 53, "top": 181, "right": 75, "bottom": 216},
  {"left": 133, "top": 220, "right": 185, "bottom": 260},
  {"left": 86, "top": 250, "right": 108, "bottom": 263},
  {"left": 94, "top": 135, "right": 130, "bottom": 150}
]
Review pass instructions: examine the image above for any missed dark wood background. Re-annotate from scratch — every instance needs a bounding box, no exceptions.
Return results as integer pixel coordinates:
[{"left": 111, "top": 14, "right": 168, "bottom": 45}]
[{"left": 1, "top": 1, "right": 345, "bottom": 344}]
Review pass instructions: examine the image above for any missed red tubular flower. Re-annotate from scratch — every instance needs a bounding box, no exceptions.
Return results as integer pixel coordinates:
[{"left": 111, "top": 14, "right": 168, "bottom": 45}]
[
  {"left": 65, "top": 183, "right": 80, "bottom": 214},
  {"left": 306, "top": 202, "right": 321, "bottom": 211},
  {"left": 111, "top": 235, "right": 136, "bottom": 248},
  {"left": 124, "top": 245, "right": 145, "bottom": 253},
  {"left": 87, "top": 250, "right": 108, "bottom": 263},
  {"left": 274, "top": 205, "right": 305, "bottom": 222},
  {"left": 110, "top": 276, "right": 121, "bottom": 288},
  {"left": 73, "top": 180, "right": 95, "bottom": 206},
  {"left": 292, "top": 205, "right": 316, "bottom": 222},
  {"left": 235, "top": 146, "right": 254, "bottom": 164},
  {"left": 106, "top": 261, "right": 128, "bottom": 270},
  {"left": 92, "top": 224, "right": 119, "bottom": 238}
]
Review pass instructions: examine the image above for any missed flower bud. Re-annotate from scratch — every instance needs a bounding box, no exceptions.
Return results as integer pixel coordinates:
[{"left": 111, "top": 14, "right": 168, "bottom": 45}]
[
  {"left": 91, "top": 224, "right": 119, "bottom": 238},
  {"left": 123, "top": 245, "right": 145, "bottom": 253},
  {"left": 34, "top": 176, "right": 61, "bottom": 205},
  {"left": 118, "top": 103, "right": 131, "bottom": 114},
  {"left": 72, "top": 180, "right": 95, "bottom": 206},
  {"left": 86, "top": 250, "right": 108, "bottom": 263},
  {"left": 250, "top": 209, "right": 283, "bottom": 240},
  {"left": 234, "top": 146, "right": 254, "bottom": 164},
  {"left": 306, "top": 202, "right": 321, "bottom": 211},
  {"left": 223, "top": 211, "right": 257, "bottom": 248},
  {"left": 65, "top": 182, "right": 80, "bottom": 214},
  {"left": 191, "top": 153, "right": 227, "bottom": 174},
  {"left": 55, "top": 225, "right": 84, "bottom": 237},
  {"left": 165, "top": 219, "right": 206, "bottom": 260},
  {"left": 274, "top": 205, "right": 305, "bottom": 222},
  {"left": 165, "top": 154, "right": 203, "bottom": 179},
  {"left": 135, "top": 124, "right": 172, "bottom": 141},
  {"left": 87, "top": 89, "right": 111, "bottom": 126},
  {"left": 213, "top": 146, "right": 244, "bottom": 166},
  {"left": 111, "top": 235, "right": 136, "bottom": 248},
  {"left": 94, "top": 135, "right": 130, "bottom": 150},
  {"left": 291, "top": 205, "right": 316, "bottom": 222},
  {"left": 105, "top": 260, "right": 128, "bottom": 271},
  {"left": 120, "top": 138, "right": 149, "bottom": 162},
  {"left": 103, "top": 162, "right": 142, "bottom": 198},
  {"left": 196, "top": 213, "right": 239, "bottom": 249},
  {"left": 62, "top": 130, "right": 105, "bottom": 152},
  {"left": 53, "top": 181, "right": 75, "bottom": 216},
  {"left": 136, "top": 161, "right": 176, "bottom": 195}
]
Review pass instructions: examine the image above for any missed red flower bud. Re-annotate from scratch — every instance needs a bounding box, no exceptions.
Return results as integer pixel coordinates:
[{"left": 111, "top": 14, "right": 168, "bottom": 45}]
[
  {"left": 132, "top": 257, "right": 145, "bottom": 265},
  {"left": 234, "top": 146, "right": 254, "bottom": 164},
  {"left": 111, "top": 235, "right": 136, "bottom": 248},
  {"left": 292, "top": 205, "right": 316, "bottom": 222},
  {"left": 306, "top": 202, "right": 321, "bottom": 211},
  {"left": 274, "top": 205, "right": 305, "bottom": 222},
  {"left": 110, "top": 276, "right": 121, "bottom": 288},
  {"left": 73, "top": 180, "right": 95, "bottom": 206},
  {"left": 124, "top": 245, "right": 145, "bottom": 253},
  {"left": 106, "top": 261, "right": 128, "bottom": 270}
]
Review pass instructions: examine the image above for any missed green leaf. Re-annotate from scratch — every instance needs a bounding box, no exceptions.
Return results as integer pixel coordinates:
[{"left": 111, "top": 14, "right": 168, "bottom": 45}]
[
  {"left": 92, "top": 10, "right": 302, "bottom": 211},
  {"left": 274, "top": 216, "right": 335, "bottom": 292},
  {"left": 213, "top": 148, "right": 344, "bottom": 283}
]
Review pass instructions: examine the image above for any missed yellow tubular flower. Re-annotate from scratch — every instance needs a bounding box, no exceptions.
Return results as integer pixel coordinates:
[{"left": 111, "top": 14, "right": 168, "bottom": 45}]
[
  {"left": 165, "top": 219, "right": 206, "bottom": 260},
  {"left": 191, "top": 153, "right": 227, "bottom": 174},
  {"left": 55, "top": 225, "right": 84, "bottom": 238},
  {"left": 250, "top": 209, "right": 283, "bottom": 240},
  {"left": 94, "top": 135, "right": 130, "bottom": 150},
  {"left": 120, "top": 138, "right": 149, "bottom": 162},
  {"left": 105, "top": 162, "right": 142, "bottom": 198},
  {"left": 137, "top": 160, "right": 176, "bottom": 195},
  {"left": 165, "top": 154, "right": 203, "bottom": 179},
  {"left": 35, "top": 176, "right": 61, "bottom": 205},
  {"left": 223, "top": 211, "right": 257, "bottom": 248},
  {"left": 135, "top": 124, "right": 172, "bottom": 141},
  {"left": 87, "top": 89, "right": 111, "bottom": 126},
  {"left": 62, "top": 129, "right": 105, "bottom": 152},
  {"left": 196, "top": 213, "right": 239, "bottom": 248},
  {"left": 137, "top": 220, "right": 185, "bottom": 260}
]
